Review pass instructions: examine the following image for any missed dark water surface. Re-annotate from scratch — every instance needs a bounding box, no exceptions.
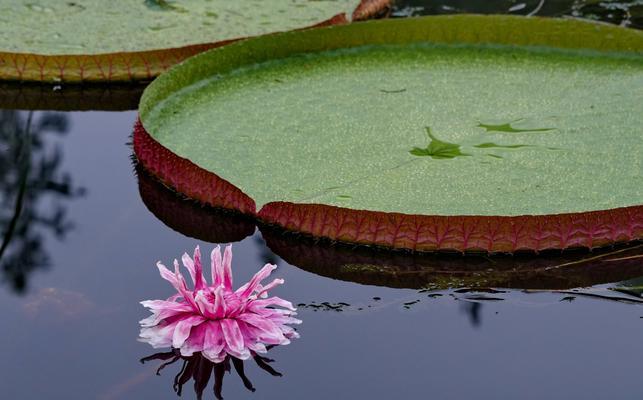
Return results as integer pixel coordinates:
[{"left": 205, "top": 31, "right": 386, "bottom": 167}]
[
  {"left": 1, "top": 2, "right": 643, "bottom": 399},
  {"left": 393, "top": 0, "right": 643, "bottom": 29}
]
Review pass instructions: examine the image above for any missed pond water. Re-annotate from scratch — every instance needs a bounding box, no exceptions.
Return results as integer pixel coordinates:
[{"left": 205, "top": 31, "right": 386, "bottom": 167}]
[
  {"left": 1, "top": 2, "right": 642, "bottom": 400},
  {"left": 394, "top": 0, "right": 642, "bottom": 29}
]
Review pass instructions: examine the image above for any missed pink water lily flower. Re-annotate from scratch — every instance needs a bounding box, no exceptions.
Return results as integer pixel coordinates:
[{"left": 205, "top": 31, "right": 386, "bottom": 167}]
[{"left": 139, "top": 245, "right": 301, "bottom": 362}]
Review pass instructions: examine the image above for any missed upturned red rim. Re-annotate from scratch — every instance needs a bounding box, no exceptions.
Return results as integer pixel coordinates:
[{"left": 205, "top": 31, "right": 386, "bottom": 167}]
[{"left": 133, "top": 119, "right": 642, "bottom": 254}]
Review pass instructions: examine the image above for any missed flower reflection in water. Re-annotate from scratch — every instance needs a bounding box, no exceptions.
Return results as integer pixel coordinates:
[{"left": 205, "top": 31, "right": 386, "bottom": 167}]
[
  {"left": 141, "top": 347, "right": 282, "bottom": 400},
  {"left": 139, "top": 245, "right": 300, "bottom": 398}
]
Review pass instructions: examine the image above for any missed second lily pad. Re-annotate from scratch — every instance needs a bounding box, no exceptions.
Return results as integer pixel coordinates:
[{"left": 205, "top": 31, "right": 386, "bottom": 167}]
[{"left": 0, "top": 0, "right": 388, "bottom": 82}]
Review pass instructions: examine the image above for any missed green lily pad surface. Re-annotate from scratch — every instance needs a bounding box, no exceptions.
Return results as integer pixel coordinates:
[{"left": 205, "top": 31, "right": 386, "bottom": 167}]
[
  {"left": 136, "top": 15, "right": 643, "bottom": 253},
  {"left": 0, "top": 0, "right": 386, "bottom": 82},
  {"left": 0, "top": 0, "right": 360, "bottom": 55}
]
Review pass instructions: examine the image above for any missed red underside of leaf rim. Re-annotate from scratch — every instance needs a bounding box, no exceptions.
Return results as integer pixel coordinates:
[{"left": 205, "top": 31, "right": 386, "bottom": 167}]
[
  {"left": 136, "top": 163, "right": 256, "bottom": 243},
  {"left": 0, "top": 0, "right": 391, "bottom": 83},
  {"left": 133, "top": 119, "right": 643, "bottom": 254},
  {"left": 135, "top": 167, "right": 643, "bottom": 290}
]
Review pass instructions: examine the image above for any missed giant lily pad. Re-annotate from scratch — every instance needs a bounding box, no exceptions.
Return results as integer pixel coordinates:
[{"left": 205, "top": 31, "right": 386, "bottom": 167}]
[
  {"left": 134, "top": 15, "right": 643, "bottom": 253},
  {"left": 0, "top": 0, "right": 389, "bottom": 83}
]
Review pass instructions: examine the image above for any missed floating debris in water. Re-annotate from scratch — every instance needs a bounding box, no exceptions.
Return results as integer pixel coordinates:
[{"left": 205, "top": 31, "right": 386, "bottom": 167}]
[
  {"left": 297, "top": 301, "right": 351, "bottom": 312},
  {"left": 454, "top": 288, "right": 507, "bottom": 294},
  {"left": 403, "top": 300, "right": 420, "bottom": 309},
  {"left": 462, "top": 295, "right": 505, "bottom": 301}
]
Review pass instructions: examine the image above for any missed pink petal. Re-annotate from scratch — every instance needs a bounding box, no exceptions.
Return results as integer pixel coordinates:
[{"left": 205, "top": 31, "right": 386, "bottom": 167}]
[
  {"left": 173, "top": 260, "right": 188, "bottom": 291},
  {"left": 237, "top": 320, "right": 268, "bottom": 353},
  {"left": 202, "top": 321, "right": 227, "bottom": 363},
  {"left": 181, "top": 252, "right": 196, "bottom": 286},
  {"left": 256, "top": 278, "right": 284, "bottom": 298},
  {"left": 211, "top": 246, "right": 223, "bottom": 287},
  {"left": 174, "top": 260, "right": 197, "bottom": 309},
  {"left": 248, "top": 296, "right": 296, "bottom": 312},
  {"left": 179, "top": 321, "right": 208, "bottom": 357},
  {"left": 238, "top": 321, "right": 287, "bottom": 346},
  {"left": 212, "top": 286, "right": 227, "bottom": 319},
  {"left": 220, "top": 319, "right": 250, "bottom": 359},
  {"left": 270, "top": 315, "right": 303, "bottom": 326},
  {"left": 172, "top": 315, "right": 205, "bottom": 348},
  {"left": 255, "top": 284, "right": 269, "bottom": 299},
  {"left": 280, "top": 325, "right": 300, "bottom": 339},
  {"left": 139, "top": 300, "right": 193, "bottom": 327},
  {"left": 194, "top": 291, "right": 217, "bottom": 319},
  {"left": 237, "top": 313, "right": 287, "bottom": 343},
  {"left": 222, "top": 245, "right": 233, "bottom": 290},
  {"left": 156, "top": 262, "right": 182, "bottom": 294},
  {"left": 140, "top": 299, "right": 191, "bottom": 312},
  {"left": 139, "top": 320, "right": 179, "bottom": 348},
  {"left": 236, "top": 264, "right": 276, "bottom": 299},
  {"left": 192, "top": 246, "right": 206, "bottom": 290},
  {"left": 249, "top": 342, "right": 267, "bottom": 354}
]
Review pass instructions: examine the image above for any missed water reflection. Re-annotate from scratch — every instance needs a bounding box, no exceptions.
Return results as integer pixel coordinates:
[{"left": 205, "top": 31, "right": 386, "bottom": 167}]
[
  {"left": 394, "top": 0, "right": 642, "bottom": 29},
  {"left": 136, "top": 166, "right": 643, "bottom": 292},
  {"left": 0, "top": 83, "right": 145, "bottom": 111},
  {"left": 141, "top": 348, "right": 283, "bottom": 400},
  {"left": 265, "top": 232, "right": 643, "bottom": 290},
  {"left": 0, "top": 110, "right": 84, "bottom": 293},
  {"left": 461, "top": 301, "right": 482, "bottom": 328},
  {"left": 135, "top": 165, "right": 255, "bottom": 243}
]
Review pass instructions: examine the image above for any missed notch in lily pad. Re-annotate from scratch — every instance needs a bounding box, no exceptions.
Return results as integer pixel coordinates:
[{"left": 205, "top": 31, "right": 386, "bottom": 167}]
[{"left": 410, "top": 127, "right": 470, "bottom": 159}]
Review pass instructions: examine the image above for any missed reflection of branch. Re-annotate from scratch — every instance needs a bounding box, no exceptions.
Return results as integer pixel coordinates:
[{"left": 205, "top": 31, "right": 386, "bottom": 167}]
[
  {"left": 0, "top": 110, "right": 83, "bottom": 294},
  {"left": 605, "top": 254, "right": 643, "bottom": 262},
  {"left": 461, "top": 301, "right": 482, "bottom": 328},
  {"left": 543, "top": 244, "right": 643, "bottom": 271},
  {"left": 0, "top": 112, "right": 32, "bottom": 262},
  {"left": 527, "top": 0, "right": 546, "bottom": 16}
]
